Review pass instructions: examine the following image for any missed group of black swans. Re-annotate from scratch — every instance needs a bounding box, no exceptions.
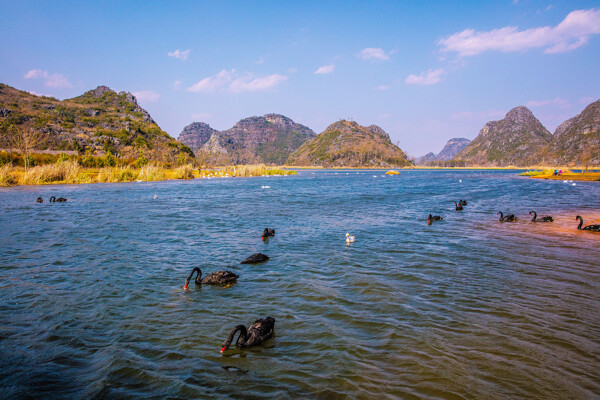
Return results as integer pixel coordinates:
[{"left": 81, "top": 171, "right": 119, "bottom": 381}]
[
  {"left": 32, "top": 192, "right": 597, "bottom": 353},
  {"left": 183, "top": 229, "right": 276, "bottom": 352},
  {"left": 36, "top": 196, "right": 67, "bottom": 203},
  {"left": 427, "top": 199, "right": 600, "bottom": 232}
]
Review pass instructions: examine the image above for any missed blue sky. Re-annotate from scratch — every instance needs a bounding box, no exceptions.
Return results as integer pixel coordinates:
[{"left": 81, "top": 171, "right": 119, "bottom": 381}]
[{"left": 1, "top": 0, "right": 599, "bottom": 157}]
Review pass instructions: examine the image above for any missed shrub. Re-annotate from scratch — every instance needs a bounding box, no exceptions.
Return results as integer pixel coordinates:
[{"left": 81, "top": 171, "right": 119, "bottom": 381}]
[
  {"left": 19, "top": 161, "right": 82, "bottom": 185},
  {"left": 135, "top": 151, "right": 149, "bottom": 168},
  {"left": 103, "top": 151, "right": 116, "bottom": 167},
  {"left": 138, "top": 164, "right": 166, "bottom": 181},
  {"left": 173, "top": 164, "right": 195, "bottom": 179},
  {"left": 57, "top": 152, "right": 69, "bottom": 164},
  {"left": 97, "top": 167, "right": 138, "bottom": 182},
  {"left": 0, "top": 164, "right": 16, "bottom": 186}
]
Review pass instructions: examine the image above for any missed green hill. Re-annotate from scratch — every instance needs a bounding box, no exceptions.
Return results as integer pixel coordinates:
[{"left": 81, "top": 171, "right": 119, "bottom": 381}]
[
  {"left": 0, "top": 84, "right": 192, "bottom": 163},
  {"left": 287, "top": 120, "right": 411, "bottom": 167}
]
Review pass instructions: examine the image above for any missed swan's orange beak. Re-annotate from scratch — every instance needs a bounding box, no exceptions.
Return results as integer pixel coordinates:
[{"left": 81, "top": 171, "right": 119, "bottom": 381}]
[
  {"left": 220, "top": 346, "right": 226, "bottom": 353},
  {"left": 262, "top": 236, "right": 265, "bottom": 240},
  {"left": 183, "top": 283, "right": 188, "bottom": 290}
]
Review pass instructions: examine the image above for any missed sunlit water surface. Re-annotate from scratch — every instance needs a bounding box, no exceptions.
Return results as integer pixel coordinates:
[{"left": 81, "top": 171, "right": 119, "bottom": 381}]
[{"left": 1, "top": 170, "right": 599, "bottom": 399}]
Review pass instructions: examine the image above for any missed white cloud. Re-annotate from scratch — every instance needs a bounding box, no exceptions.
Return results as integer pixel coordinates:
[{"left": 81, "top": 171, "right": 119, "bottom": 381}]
[
  {"left": 451, "top": 109, "right": 505, "bottom": 120},
  {"left": 187, "top": 69, "right": 286, "bottom": 93},
  {"left": 438, "top": 8, "right": 600, "bottom": 56},
  {"left": 526, "top": 97, "right": 569, "bottom": 108},
  {"left": 168, "top": 49, "right": 191, "bottom": 61},
  {"left": 173, "top": 80, "right": 181, "bottom": 88},
  {"left": 24, "top": 69, "right": 72, "bottom": 88},
  {"left": 357, "top": 48, "right": 390, "bottom": 61},
  {"left": 287, "top": 67, "right": 298, "bottom": 74},
  {"left": 579, "top": 96, "right": 596, "bottom": 104},
  {"left": 314, "top": 64, "right": 335, "bottom": 74},
  {"left": 376, "top": 85, "right": 391, "bottom": 91},
  {"left": 230, "top": 74, "right": 287, "bottom": 93},
  {"left": 405, "top": 68, "right": 445, "bottom": 85},
  {"left": 188, "top": 69, "right": 236, "bottom": 92},
  {"left": 133, "top": 90, "right": 160, "bottom": 102},
  {"left": 192, "top": 112, "right": 212, "bottom": 120}
]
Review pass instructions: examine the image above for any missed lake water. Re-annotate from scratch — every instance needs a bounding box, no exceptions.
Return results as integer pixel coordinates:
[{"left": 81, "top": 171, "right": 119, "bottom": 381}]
[{"left": 1, "top": 170, "right": 599, "bottom": 399}]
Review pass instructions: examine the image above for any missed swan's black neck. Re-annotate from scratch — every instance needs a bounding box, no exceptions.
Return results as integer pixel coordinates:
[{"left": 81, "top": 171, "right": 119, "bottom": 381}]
[
  {"left": 222, "top": 325, "right": 248, "bottom": 351},
  {"left": 184, "top": 267, "right": 202, "bottom": 287},
  {"left": 530, "top": 211, "right": 537, "bottom": 221},
  {"left": 576, "top": 216, "right": 583, "bottom": 230},
  {"left": 498, "top": 212, "right": 503, "bottom": 220},
  {"left": 50, "top": 196, "right": 56, "bottom": 202}
]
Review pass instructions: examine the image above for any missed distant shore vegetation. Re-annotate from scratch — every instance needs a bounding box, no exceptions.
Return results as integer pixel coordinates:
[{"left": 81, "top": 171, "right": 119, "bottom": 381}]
[{"left": 0, "top": 150, "right": 295, "bottom": 187}]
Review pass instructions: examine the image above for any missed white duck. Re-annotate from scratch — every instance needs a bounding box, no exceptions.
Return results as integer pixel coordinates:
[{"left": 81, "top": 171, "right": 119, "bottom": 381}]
[{"left": 346, "top": 233, "right": 355, "bottom": 243}]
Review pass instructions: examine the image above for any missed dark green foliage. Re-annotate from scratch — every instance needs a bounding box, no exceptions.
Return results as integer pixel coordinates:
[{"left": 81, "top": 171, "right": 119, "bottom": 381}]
[
  {"left": 135, "top": 151, "right": 148, "bottom": 168},
  {"left": 103, "top": 151, "right": 116, "bottom": 167},
  {"left": 56, "top": 152, "right": 69, "bottom": 163}
]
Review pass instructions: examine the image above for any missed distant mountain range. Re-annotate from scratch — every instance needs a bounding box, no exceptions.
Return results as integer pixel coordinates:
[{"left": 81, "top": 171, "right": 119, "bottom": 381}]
[
  {"left": 2, "top": 82, "right": 598, "bottom": 167},
  {"left": 417, "top": 138, "right": 471, "bottom": 165},
  {"left": 179, "top": 114, "right": 316, "bottom": 165},
  {"left": 0, "top": 84, "right": 192, "bottom": 162},
  {"left": 287, "top": 120, "right": 411, "bottom": 167}
]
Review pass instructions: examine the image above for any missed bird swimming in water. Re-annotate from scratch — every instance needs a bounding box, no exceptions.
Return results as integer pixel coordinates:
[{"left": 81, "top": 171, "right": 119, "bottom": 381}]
[
  {"left": 346, "top": 233, "right": 355, "bottom": 243},
  {"left": 427, "top": 214, "right": 443, "bottom": 225},
  {"left": 49, "top": 196, "right": 67, "bottom": 202},
  {"left": 454, "top": 202, "right": 463, "bottom": 211},
  {"left": 36, "top": 197, "right": 43, "bottom": 203},
  {"left": 262, "top": 228, "right": 275, "bottom": 240},
  {"left": 576, "top": 216, "right": 600, "bottom": 232},
  {"left": 241, "top": 253, "right": 270, "bottom": 264},
  {"left": 154, "top": 194, "right": 158, "bottom": 199},
  {"left": 183, "top": 267, "right": 239, "bottom": 290},
  {"left": 529, "top": 211, "right": 553, "bottom": 222},
  {"left": 497, "top": 211, "right": 517, "bottom": 222},
  {"left": 220, "top": 317, "right": 275, "bottom": 353}
]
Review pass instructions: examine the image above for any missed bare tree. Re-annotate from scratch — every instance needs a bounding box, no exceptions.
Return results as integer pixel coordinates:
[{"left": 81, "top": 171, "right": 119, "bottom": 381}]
[
  {"left": 1, "top": 125, "right": 44, "bottom": 169},
  {"left": 581, "top": 148, "right": 592, "bottom": 172}
]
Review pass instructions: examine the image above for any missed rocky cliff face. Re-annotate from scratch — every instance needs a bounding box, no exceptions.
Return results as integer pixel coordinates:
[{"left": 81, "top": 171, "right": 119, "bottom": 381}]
[
  {"left": 287, "top": 120, "right": 411, "bottom": 167},
  {"left": 0, "top": 83, "right": 192, "bottom": 162},
  {"left": 178, "top": 122, "right": 218, "bottom": 152},
  {"left": 550, "top": 99, "right": 600, "bottom": 166},
  {"left": 455, "top": 106, "right": 552, "bottom": 166},
  {"left": 179, "top": 114, "right": 316, "bottom": 165},
  {"left": 437, "top": 138, "right": 471, "bottom": 161},
  {"left": 417, "top": 137, "right": 471, "bottom": 164}
]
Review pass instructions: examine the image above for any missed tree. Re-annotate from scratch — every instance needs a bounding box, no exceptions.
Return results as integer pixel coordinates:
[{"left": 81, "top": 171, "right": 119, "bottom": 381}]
[
  {"left": 1, "top": 125, "right": 44, "bottom": 169},
  {"left": 581, "top": 148, "right": 592, "bottom": 172}
]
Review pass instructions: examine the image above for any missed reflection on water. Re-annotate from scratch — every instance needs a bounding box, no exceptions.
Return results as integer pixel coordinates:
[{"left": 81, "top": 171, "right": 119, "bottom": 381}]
[{"left": 0, "top": 170, "right": 599, "bottom": 399}]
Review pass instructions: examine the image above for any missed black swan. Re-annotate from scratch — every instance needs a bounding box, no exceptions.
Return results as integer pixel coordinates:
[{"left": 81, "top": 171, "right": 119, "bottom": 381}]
[
  {"left": 454, "top": 202, "right": 463, "bottom": 211},
  {"left": 497, "top": 211, "right": 517, "bottom": 222},
  {"left": 427, "top": 214, "right": 443, "bottom": 224},
  {"left": 262, "top": 228, "right": 275, "bottom": 240},
  {"left": 183, "top": 267, "right": 239, "bottom": 289},
  {"left": 576, "top": 216, "right": 600, "bottom": 232},
  {"left": 529, "top": 211, "right": 553, "bottom": 222},
  {"left": 241, "top": 253, "right": 269, "bottom": 264},
  {"left": 36, "top": 197, "right": 43, "bottom": 203},
  {"left": 49, "top": 196, "right": 67, "bottom": 203},
  {"left": 220, "top": 317, "right": 275, "bottom": 353}
]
